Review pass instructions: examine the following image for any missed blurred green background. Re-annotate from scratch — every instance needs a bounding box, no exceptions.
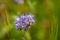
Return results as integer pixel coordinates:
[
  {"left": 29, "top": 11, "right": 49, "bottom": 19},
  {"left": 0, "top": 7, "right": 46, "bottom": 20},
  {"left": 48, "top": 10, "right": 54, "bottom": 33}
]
[{"left": 0, "top": 0, "right": 58, "bottom": 40}]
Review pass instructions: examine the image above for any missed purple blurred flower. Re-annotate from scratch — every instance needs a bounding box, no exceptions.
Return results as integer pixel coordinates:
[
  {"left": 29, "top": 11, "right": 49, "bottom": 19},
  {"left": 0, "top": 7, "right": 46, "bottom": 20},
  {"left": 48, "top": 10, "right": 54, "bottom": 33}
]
[
  {"left": 14, "top": 0, "right": 24, "bottom": 5},
  {"left": 15, "top": 13, "right": 35, "bottom": 31}
]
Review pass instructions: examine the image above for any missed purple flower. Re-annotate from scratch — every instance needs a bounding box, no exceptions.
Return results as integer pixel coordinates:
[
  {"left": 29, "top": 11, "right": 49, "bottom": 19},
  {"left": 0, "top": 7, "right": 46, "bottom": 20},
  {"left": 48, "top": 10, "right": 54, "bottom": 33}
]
[
  {"left": 15, "top": 13, "right": 35, "bottom": 31},
  {"left": 14, "top": 0, "right": 24, "bottom": 5}
]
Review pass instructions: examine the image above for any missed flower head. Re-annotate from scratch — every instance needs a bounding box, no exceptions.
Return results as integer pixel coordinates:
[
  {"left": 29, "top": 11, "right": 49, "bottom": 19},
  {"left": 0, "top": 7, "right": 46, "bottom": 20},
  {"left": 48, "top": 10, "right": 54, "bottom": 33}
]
[
  {"left": 15, "top": 13, "right": 35, "bottom": 31},
  {"left": 14, "top": 0, "right": 24, "bottom": 5}
]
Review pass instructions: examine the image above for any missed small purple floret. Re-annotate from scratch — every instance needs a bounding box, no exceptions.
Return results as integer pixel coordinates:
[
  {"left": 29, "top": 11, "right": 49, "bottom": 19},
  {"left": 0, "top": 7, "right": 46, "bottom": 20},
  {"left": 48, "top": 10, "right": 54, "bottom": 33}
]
[
  {"left": 15, "top": 13, "right": 35, "bottom": 31},
  {"left": 14, "top": 0, "right": 24, "bottom": 5}
]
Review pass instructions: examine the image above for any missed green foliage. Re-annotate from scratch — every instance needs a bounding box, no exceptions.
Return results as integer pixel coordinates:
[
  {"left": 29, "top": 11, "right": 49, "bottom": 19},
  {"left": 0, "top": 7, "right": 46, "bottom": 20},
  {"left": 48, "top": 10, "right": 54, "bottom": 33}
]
[{"left": 0, "top": 0, "right": 58, "bottom": 40}]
